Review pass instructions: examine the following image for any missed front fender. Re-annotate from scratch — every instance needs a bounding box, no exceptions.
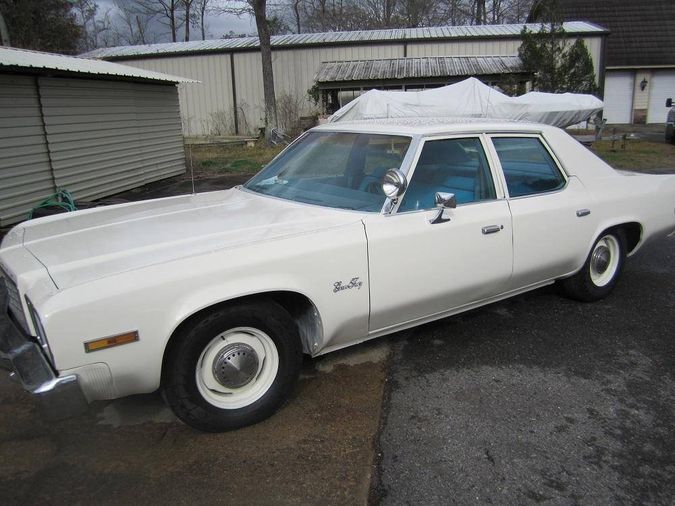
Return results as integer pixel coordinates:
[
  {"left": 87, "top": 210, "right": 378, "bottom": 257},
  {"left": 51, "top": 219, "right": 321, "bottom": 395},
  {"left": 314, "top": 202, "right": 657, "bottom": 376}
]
[{"left": 39, "top": 221, "right": 369, "bottom": 398}]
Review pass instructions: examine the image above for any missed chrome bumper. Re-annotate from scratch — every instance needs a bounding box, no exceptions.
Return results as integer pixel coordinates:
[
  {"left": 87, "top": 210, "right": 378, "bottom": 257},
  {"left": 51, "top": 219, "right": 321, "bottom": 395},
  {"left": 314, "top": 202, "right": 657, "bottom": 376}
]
[{"left": 0, "top": 284, "right": 88, "bottom": 419}]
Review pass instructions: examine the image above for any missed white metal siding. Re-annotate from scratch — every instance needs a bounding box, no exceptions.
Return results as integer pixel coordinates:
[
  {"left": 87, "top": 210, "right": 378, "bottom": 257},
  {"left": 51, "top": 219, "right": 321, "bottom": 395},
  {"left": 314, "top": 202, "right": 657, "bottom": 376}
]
[
  {"left": 0, "top": 75, "right": 186, "bottom": 226},
  {"left": 234, "top": 52, "right": 264, "bottom": 135},
  {"left": 647, "top": 70, "right": 675, "bottom": 124},
  {"left": 115, "top": 34, "right": 604, "bottom": 136},
  {"left": 603, "top": 71, "right": 634, "bottom": 124},
  {"left": 39, "top": 77, "right": 185, "bottom": 201},
  {"left": 0, "top": 75, "right": 55, "bottom": 226},
  {"left": 120, "top": 55, "right": 233, "bottom": 136}
]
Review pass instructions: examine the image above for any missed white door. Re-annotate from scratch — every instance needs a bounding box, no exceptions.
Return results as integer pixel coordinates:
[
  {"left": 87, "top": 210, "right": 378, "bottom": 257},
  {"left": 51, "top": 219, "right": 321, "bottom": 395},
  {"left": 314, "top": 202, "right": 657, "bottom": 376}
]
[
  {"left": 488, "top": 135, "right": 598, "bottom": 289},
  {"left": 365, "top": 136, "right": 513, "bottom": 331},
  {"left": 647, "top": 70, "right": 675, "bottom": 123},
  {"left": 603, "top": 71, "right": 634, "bottom": 124}
]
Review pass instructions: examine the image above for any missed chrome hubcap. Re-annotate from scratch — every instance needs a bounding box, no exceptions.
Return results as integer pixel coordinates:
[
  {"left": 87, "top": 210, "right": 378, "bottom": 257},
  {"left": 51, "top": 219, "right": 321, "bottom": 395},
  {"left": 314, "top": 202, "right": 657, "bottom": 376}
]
[
  {"left": 212, "top": 343, "right": 259, "bottom": 389},
  {"left": 591, "top": 245, "right": 611, "bottom": 274},
  {"left": 589, "top": 235, "right": 620, "bottom": 287},
  {"left": 196, "top": 327, "right": 279, "bottom": 410}
]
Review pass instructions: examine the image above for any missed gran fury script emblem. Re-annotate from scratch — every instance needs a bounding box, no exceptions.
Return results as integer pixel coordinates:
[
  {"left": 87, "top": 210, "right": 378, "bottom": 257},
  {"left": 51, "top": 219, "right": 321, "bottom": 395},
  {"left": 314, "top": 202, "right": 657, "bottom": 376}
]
[{"left": 333, "top": 277, "right": 363, "bottom": 293}]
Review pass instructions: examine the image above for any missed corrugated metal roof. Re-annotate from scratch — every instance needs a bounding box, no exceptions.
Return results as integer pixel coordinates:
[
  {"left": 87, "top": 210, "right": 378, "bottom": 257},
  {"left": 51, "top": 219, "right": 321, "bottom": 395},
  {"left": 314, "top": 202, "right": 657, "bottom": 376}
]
[
  {"left": 315, "top": 56, "right": 524, "bottom": 83},
  {"left": 82, "top": 21, "right": 606, "bottom": 60},
  {"left": 0, "top": 47, "right": 197, "bottom": 83}
]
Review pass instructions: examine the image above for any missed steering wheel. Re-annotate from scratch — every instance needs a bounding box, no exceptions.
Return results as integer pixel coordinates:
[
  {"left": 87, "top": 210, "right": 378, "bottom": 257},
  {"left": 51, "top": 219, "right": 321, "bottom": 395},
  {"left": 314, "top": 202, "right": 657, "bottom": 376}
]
[{"left": 358, "top": 175, "right": 382, "bottom": 195}]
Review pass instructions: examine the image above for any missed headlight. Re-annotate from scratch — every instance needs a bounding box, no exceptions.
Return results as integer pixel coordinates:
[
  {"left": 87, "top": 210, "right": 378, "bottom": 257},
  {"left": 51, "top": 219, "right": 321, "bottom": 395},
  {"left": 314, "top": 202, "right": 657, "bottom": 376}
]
[
  {"left": 1, "top": 270, "right": 29, "bottom": 333},
  {"left": 25, "top": 297, "right": 55, "bottom": 366}
]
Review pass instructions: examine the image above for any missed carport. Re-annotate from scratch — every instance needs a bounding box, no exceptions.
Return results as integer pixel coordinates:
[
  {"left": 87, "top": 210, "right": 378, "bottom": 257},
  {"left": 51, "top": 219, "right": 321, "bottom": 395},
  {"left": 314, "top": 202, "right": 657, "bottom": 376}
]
[
  {"left": 0, "top": 47, "right": 196, "bottom": 227},
  {"left": 314, "top": 55, "right": 530, "bottom": 112}
]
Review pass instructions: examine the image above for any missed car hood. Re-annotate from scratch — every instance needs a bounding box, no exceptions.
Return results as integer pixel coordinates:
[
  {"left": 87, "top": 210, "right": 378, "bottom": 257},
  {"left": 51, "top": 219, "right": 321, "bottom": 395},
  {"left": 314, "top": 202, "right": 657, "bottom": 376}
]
[{"left": 21, "top": 188, "right": 365, "bottom": 289}]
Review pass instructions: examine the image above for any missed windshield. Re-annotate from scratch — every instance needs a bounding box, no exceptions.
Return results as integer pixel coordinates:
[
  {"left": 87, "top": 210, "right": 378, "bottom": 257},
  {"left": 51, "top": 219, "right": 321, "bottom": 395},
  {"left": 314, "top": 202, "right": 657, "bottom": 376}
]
[{"left": 244, "top": 132, "right": 412, "bottom": 212}]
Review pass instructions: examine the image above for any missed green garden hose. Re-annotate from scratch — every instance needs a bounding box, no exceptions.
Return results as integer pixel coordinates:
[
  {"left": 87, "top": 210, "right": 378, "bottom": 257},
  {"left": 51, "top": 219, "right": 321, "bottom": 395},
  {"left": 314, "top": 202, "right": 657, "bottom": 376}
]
[{"left": 29, "top": 189, "right": 77, "bottom": 219}]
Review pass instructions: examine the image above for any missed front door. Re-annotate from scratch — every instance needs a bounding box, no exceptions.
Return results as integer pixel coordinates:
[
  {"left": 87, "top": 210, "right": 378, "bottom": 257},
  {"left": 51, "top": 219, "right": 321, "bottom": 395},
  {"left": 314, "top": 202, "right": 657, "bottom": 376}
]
[{"left": 365, "top": 135, "right": 513, "bottom": 332}]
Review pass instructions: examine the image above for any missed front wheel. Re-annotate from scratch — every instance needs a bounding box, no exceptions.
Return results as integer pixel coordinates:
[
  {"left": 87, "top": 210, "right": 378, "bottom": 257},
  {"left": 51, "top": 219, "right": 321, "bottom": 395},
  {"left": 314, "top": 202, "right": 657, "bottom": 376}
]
[
  {"left": 559, "top": 230, "right": 626, "bottom": 302},
  {"left": 163, "top": 300, "right": 303, "bottom": 432}
]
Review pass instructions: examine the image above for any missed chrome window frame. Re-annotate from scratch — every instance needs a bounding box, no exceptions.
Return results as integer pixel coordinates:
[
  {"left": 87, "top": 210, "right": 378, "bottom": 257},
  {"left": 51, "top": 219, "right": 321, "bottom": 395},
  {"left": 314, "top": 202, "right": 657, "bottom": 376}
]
[
  {"left": 388, "top": 133, "right": 505, "bottom": 215},
  {"left": 486, "top": 133, "right": 569, "bottom": 200}
]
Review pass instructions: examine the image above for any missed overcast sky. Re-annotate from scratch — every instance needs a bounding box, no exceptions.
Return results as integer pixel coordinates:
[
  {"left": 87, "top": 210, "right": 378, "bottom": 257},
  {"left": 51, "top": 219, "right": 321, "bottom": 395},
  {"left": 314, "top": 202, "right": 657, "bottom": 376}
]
[{"left": 96, "top": 0, "right": 258, "bottom": 44}]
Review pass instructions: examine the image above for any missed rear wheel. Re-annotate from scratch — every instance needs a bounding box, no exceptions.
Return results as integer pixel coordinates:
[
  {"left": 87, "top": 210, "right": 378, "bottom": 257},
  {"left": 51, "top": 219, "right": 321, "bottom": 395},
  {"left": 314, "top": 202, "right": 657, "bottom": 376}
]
[
  {"left": 560, "top": 230, "right": 626, "bottom": 302},
  {"left": 163, "top": 300, "right": 302, "bottom": 432}
]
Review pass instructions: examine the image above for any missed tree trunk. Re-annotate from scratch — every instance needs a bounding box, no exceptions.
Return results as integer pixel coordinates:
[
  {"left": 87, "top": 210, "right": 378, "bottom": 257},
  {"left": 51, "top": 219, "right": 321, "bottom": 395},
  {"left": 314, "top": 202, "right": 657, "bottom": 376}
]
[
  {"left": 170, "top": 0, "right": 177, "bottom": 42},
  {"left": 293, "top": 0, "right": 301, "bottom": 33},
  {"left": 475, "top": 0, "right": 486, "bottom": 25},
  {"left": 136, "top": 16, "right": 147, "bottom": 44},
  {"left": 184, "top": 0, "right": 190, "bottom": 41},
  {"left": 201, "top": 5, "right": 206, "bottom": 39},
  {"left": 251, "top": 0, "right": 277, "bottom": 142}
]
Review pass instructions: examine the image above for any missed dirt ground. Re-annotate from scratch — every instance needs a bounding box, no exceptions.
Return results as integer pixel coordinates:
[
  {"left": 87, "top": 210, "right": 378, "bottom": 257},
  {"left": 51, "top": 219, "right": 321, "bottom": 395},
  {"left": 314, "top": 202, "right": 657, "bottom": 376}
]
[{"left": 0, "top": 339, "right": 390, "bottom": 505}]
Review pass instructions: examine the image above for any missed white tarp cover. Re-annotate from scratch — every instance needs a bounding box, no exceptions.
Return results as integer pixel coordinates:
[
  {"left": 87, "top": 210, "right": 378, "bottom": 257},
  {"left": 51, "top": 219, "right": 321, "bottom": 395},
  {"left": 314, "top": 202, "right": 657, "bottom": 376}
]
[{"left": 329, "top": 77, "right": 603, "bottom": 128}]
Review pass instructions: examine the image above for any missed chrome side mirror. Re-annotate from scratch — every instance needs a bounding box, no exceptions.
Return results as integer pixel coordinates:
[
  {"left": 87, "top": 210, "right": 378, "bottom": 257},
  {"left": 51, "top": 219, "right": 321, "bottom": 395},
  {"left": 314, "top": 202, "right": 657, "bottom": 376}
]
[
  {"left": 435, "top": 192, "right": 457, "bottom": 209},
  {"left": 382, "top": 169, "right": 408, "bottom": 198},
  {"left": 430, "top": 192, "right": 456, "bottom": 224}
]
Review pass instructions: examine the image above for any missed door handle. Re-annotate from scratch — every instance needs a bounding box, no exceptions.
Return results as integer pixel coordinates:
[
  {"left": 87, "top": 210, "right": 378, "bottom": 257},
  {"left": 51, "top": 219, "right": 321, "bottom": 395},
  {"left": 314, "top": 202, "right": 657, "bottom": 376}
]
[
  {"left": 576, "top": 209, "right": 591, "bottom": 217},
  {"left": 482, "top": 225, "right": 503, "bottom": 235}
]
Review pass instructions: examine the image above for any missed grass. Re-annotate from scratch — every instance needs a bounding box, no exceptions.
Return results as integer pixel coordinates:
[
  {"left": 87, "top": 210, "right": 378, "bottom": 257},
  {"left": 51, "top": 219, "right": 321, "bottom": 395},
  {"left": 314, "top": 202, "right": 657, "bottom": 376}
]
[
  {"left": 185, "top": 137, "right": 675, "bottom": 180},
  {"left": 186, "top": 142, "right": 285, "bottom": 176},
  {"left": 591, "top": 139, "right": 675, "bottom": 173}
]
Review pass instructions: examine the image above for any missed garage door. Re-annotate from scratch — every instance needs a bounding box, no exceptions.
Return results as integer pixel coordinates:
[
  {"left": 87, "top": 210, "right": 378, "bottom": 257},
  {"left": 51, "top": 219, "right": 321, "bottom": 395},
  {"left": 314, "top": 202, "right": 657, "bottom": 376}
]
[
  {"left": 647, "top": 70, "right": 675, "bottom": 123},
  {"left": 603, "top": 71, "right": 634, "bottom": 124}
]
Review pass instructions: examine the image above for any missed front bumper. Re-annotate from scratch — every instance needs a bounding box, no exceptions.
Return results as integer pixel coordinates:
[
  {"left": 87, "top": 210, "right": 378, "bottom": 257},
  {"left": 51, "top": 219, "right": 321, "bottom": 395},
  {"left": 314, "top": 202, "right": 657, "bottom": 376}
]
[{"left": 0, "top": 284, "right": 88, "bottom": 419}]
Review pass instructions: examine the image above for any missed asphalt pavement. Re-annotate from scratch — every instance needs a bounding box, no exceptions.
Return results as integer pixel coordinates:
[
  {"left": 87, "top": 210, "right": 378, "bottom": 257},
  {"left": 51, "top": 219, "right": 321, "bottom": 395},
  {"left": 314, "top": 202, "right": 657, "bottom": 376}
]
[{"left": 373, "top": 233, "right": 675, "bottom": 505}]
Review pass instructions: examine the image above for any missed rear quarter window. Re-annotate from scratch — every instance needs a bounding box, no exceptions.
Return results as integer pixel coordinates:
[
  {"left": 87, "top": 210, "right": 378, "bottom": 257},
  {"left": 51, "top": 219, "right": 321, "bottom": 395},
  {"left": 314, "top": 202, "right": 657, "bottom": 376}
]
[{"left": 492, "top": 137, "right": 566, "bottom": 198}]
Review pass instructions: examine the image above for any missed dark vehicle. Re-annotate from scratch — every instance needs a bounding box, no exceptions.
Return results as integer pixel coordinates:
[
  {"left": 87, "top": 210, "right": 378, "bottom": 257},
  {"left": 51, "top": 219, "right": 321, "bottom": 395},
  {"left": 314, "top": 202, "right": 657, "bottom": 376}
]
[{"left": 666, "top": 98, "right": 675, "bottom": 144}]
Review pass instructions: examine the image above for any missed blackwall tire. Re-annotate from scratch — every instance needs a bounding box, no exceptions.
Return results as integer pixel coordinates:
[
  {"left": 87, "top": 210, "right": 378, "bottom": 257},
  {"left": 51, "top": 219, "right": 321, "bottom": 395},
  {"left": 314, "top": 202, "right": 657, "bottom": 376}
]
[
  {"left": 560, "top": 230, "right": 626, "bottom": 302},
  {"left": 163, "top": 300, "right": 302, "bottom": 432}
]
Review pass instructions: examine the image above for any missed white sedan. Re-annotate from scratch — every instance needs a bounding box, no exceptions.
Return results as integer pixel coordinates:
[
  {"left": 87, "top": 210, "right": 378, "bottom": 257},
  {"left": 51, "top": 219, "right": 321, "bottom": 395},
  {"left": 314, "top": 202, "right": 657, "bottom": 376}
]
[{"left": 1, "top": 119, "right": 674, "bottom": 432}]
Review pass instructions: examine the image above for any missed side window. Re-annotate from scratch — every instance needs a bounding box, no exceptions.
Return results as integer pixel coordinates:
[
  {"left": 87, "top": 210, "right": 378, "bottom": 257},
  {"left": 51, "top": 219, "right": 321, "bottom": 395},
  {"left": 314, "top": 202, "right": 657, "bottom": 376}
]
[
  {"left": 492, "top": 137, "right": 565, "bottom": 198},
  {"left": 398, "top": 138, "right": 496, "bottom": 212}
]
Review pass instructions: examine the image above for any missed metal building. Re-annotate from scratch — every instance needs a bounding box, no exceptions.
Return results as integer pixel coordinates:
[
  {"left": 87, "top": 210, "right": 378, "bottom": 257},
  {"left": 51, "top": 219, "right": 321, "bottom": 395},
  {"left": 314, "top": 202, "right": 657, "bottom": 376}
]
[
  {"left": 83, "top": 22, "right": 607, "bottom": 137},
  {"left": 0, "top": 47, "right": 195, "bottom": 227},
  {"left": 529, "top": 0, "right": 675, "bottom": 124}
]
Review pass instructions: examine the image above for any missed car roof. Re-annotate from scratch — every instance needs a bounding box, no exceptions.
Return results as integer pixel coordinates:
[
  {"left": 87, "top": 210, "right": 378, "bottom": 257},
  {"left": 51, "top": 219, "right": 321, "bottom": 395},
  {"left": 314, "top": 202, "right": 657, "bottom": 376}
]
[{"left": 311, "top": 117, "right": 557, "bottom": 136}]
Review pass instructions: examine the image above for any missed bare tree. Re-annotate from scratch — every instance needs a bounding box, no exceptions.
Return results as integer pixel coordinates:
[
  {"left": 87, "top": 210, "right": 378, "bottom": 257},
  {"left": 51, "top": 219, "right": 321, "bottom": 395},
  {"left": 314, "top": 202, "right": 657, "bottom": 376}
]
[
  {"left": 361, "top": 0, "right": 399, "bottom": 28},
  {"left": 73, "top": 0, "right": 115, "bottom": 50},
  {"left": 291, "top": 0, "right": 302, "bottom": 32},
  {"left": 135, "top": 0, "right": 184, "bottom": 42},
  {"left": 251, "top": 0, "right": 278, "bottom": 140},
  {"left": 114, "top": 1, "right": 155, "bottom": 45},
  {"left": 182, "top": 0, "right": 194, "bottom": 40},
  {"left": 221, "top": 0, "right": 278, "bottom": 140},
  {"left": 193, "top": 0, "right": 214, "bottom": 39}
]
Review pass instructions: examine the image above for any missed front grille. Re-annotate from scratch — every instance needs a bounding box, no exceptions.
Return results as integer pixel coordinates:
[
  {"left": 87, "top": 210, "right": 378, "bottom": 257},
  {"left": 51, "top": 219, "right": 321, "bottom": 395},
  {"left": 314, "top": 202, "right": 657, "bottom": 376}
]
[{"left": 1, "top": 269, "right": 29, "bottom": 334}]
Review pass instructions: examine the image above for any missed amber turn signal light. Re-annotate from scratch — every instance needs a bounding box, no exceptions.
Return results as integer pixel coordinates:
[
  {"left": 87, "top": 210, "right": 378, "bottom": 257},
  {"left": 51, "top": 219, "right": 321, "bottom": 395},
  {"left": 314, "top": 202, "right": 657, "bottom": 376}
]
[{"left": 84, "top": 331, "right": 139, "bottom": 353}]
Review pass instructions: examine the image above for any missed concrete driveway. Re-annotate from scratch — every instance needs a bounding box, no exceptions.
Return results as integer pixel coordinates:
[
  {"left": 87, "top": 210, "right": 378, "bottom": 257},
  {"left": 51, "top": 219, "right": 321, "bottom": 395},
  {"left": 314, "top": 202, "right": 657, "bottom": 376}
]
[{"left": 1, "top": 177, "right": 673, "bottom": 505}]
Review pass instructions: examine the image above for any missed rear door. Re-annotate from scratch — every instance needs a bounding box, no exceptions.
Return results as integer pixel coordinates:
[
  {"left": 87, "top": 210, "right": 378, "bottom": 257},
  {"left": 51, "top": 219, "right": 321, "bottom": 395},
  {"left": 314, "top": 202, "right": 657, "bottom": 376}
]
[{"left": 487, "top": 135, "right": 597, "bottom": 290}]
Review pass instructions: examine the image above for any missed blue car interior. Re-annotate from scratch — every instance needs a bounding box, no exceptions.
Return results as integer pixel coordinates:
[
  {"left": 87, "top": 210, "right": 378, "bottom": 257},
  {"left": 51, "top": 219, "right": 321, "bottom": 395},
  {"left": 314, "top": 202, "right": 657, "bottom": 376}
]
[
  {"left": 399, "top": 138, "right": 495, "bottom": 212},
  {"left": 492, "top": 137, "right": 565, "bottom": 197}
]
